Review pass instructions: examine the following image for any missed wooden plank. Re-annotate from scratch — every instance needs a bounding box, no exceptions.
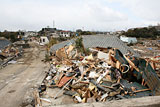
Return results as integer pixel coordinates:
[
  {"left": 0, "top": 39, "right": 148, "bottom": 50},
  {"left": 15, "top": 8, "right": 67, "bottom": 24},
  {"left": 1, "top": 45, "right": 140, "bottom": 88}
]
[{"left": 124, "top": 55, "right": 140, "bottom": 72}]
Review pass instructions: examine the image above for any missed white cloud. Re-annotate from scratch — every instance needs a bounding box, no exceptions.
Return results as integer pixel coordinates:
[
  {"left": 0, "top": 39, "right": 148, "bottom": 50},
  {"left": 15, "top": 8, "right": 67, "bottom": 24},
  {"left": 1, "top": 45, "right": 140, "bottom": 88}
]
[
  {"left": 108, "top": 0, "right": 160, "bottom": 25},
  {"left": 0, "top": 0, "right": 159, "bottom": 31}
]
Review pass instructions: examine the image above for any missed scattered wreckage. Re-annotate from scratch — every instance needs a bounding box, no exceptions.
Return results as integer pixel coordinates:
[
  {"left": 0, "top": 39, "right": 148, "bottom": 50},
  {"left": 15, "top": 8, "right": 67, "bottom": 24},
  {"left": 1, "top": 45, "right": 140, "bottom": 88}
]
[
  {"left": 0, "top": 40, "right": 23, "bottom": 68},
  {"left": 35, "top": 43, "right": 160, "bottom": 106}
]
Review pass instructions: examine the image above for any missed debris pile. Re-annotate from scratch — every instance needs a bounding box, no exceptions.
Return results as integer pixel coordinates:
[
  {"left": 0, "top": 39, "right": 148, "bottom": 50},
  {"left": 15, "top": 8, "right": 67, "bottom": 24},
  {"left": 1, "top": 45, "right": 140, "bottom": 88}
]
[
  {"left": 132, "top": 39, "right": 160, "bottom": 58},
  {"left": 36, "top": 43, "right": 160, "bottom": 106},
  {"left": 0, "top": 40, "right": 23, "bottom": 68},
  {"left": 146, "top": 55, "right": 160, "bottom": 77},
  {"left": 143, "top": 40, "right": 160, "bottom": 47}
]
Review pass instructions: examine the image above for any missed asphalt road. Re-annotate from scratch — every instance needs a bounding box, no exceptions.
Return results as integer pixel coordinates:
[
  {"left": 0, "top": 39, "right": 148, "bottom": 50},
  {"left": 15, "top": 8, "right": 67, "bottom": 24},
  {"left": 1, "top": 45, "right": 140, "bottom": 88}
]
[{"left": 0, "top": 43, "right": 48, "bottom": 107}]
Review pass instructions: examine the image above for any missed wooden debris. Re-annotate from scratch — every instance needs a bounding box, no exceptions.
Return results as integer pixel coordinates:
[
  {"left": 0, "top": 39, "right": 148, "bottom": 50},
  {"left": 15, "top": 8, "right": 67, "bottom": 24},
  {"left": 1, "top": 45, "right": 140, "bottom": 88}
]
[{"left": 37, "top": 47, "right": 160, "bottom": 105}]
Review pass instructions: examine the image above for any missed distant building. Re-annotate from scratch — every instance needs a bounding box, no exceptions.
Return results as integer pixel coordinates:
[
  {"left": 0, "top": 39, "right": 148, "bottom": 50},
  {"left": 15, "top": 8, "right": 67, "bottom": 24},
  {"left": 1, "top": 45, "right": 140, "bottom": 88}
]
[
  {"left": 120, "top": 36, "right": 137, "bottom": 44},
  {"left": 115, "top": 31, "right": 125, "bottom": 35},
  {"left": 42, "top": 28, "right": 57, "bottom": 33},
  {"left": 50, "top": 33, "right": 59, "bottom": 38},
  {"left": 39, "top": 27, "right": 72, "bottom": 38},
  {"left": 59, "top": 31, "right": 71, "bottom": 37},
  {"left": 24, "top": 31, "right": 38, "bottom": 37},
  {"left": 39, "top": 28, "right": 57, "bottom": 37},
  {"left": 39, "top": 36, "right": 50, "bottom": 46}
]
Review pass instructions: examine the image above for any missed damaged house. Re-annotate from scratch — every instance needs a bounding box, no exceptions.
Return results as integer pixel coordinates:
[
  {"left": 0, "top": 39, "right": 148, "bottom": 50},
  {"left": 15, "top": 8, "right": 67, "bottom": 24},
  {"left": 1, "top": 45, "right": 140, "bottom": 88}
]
[
  {"left": 0, "top": 37, "right": 11, "bottom": 61},
  {"left": 39, "top": 36, "right": 50, "bottom": 46},
  {"left": 0, "top": 37, "right": 11, "bottom": 50},
  {"left": 34, "top": 35, "right": 160, "bottom": 106},
  {"left": 50, "top": 35, "right": 139, "bottom": 56},
  {"left": 0, "top": 37, "right": 23, "bottom": 68}
]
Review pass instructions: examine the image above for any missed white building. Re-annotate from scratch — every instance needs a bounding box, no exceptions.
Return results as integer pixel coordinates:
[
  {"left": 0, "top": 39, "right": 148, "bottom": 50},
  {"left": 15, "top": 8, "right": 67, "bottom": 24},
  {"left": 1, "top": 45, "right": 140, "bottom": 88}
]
[
  {"left": 59, "top": 31, "right": 71, "bottom": 37},
  {"left": 39, "top": 36, "right": 49, "bottom": 46},
  {"left": 120, "top": 36, "right": 137, "bottom": 44},
  {"left": 50, "top": 33, "right": 59, "bottom": 38},
  {"left": 24, "top": 31, "right": 38, "bottom": 37}
]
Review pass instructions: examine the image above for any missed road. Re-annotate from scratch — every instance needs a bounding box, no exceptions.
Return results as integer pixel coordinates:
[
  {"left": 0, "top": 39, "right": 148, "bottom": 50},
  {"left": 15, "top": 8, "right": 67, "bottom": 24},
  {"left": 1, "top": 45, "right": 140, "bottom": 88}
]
[{"left": 0, "top": 43, "right": 48, "bottom": 107}]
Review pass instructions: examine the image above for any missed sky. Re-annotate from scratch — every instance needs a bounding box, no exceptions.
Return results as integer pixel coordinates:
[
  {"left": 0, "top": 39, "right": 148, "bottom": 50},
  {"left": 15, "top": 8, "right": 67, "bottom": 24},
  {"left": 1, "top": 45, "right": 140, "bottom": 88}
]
[{"left": 0, "top": 0, "right": 160, "bottom": 31}]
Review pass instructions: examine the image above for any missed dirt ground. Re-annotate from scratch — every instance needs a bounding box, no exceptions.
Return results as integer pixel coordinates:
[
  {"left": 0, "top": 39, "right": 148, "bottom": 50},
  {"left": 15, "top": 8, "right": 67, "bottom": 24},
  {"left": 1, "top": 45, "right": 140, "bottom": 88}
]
[{"left": 0, "top": 42, "right": 48, "bottom": 107}]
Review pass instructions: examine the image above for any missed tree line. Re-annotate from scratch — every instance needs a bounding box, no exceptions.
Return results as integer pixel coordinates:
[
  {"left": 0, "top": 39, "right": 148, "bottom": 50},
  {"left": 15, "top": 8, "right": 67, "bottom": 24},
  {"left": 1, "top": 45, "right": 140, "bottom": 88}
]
[
  {"left": 122, "top": 27, "right": 160, "bottom": 38},
  {"left": 0, "top": 31, "right": 22, "bottom": 42}
]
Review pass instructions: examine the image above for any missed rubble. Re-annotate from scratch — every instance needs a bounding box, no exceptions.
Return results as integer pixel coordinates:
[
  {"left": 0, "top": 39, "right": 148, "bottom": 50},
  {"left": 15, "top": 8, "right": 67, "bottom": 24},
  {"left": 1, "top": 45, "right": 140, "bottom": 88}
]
[
  {"left": 35, "top": 38, "right": 160, "bottom": 106},
  {"left": 132, "top": 39, "right": 160, "bottom": 58},
  {"left": 0, "top": 38, "right": 24, "bottom": 68}
]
